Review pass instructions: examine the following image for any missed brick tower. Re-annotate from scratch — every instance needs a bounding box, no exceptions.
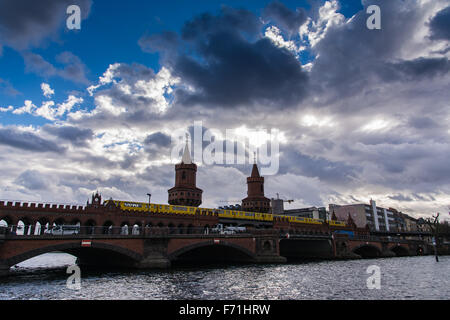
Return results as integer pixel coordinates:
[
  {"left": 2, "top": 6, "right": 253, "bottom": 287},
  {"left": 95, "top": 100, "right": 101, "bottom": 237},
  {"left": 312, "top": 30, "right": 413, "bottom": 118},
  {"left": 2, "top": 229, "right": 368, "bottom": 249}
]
[
  {"left": 242, "top": 159, "right": 270, "bottom": 213},
  {"left": 168, "top": 139, "right": 202, "bottom": 207}
]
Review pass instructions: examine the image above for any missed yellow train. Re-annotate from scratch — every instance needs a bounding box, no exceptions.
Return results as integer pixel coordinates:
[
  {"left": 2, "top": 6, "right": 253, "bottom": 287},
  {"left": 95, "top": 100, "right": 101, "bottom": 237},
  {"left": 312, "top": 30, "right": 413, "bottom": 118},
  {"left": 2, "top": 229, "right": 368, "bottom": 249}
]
[{"left": 106, "top": 200, "right": 347, "bottom": 227}]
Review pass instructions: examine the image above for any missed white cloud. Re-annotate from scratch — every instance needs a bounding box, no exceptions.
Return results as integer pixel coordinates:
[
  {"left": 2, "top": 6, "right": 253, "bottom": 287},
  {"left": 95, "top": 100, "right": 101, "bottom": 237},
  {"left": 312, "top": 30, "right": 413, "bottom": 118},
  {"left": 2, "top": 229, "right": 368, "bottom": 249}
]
[
  {"left": 265, "top": 26, "right": 302, "bottom": 54},
  {"left": 299, "top": 0, "right": 345, "bottom": 47},
  {"left": 40, "top": 83, "right": 54, "bottom": 98},
  {"left": 9, "top": 95, "right": 83, "bottom": 120},
  {"left": 87, "top": 63, "right": 121, "bottom": 96},
  {"left": 35, "top": 101, "right": 56, "bottom": 120},
  {"left": 0, "top": 105, "right": 13, "bottom": 112},
  {"left": 13, "top": 100, "right": 37, "bottom": 115}
]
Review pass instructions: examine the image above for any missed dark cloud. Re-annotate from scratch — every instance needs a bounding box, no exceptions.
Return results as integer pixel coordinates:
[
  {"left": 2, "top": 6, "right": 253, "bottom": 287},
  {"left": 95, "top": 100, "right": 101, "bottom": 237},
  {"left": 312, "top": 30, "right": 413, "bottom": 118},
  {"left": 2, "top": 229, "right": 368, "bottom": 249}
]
[
  {"left": 174, "top": 36, "right": 307, "bottom": 108},
  {"left": 141, "top": 6, "right": 308, "bottom": 109},
  {"left": 181, "top": 6, "right": 260, "bottom": 40},
  {"left": 54, "top": 51, "right": 90, "bottom": 84},
  {"left": 112, "top": 63, "right": 156, "bottom": 82},
  {"left": 263, "top": 1, "right": 308, "bottom": 33},
  {"left": 0, "top": 127, "right": 65, "bottom": 153},
  {"left": 382, "top": 57, "right": 450, "bottom": 82},
  {"left": 309, "top": 0, "right": 426, "bottom": 104},
  {"left": 408, "top": 116, "right": 438, "bottom": 130},
  {"left": 388, "top": 194, "right": 414, "bottom": 202},
  {"left": 43, "top": 125, "right": 94, "bottom": 147},
  {"left": 15, "top": 170, "right": 48, "bottom": 190},
  {"left": 139, "top": 31, "right": 179, "bottom": 55},
  {"left": 22, "top": 51, "right": 90, "bottom": 85},
  {"left": 0, "top": 0, "right": 91, "bottom": 51},
  {"left": 144, "top": 132, "right": 171, "bottom": 147},
  {"left": 278, "top": 149, "right": 359, "bottom": 184},
  {"left": 429, "top": 6, "right": 450, "bottom": 41},
  {"left": 0, "top": 78, "right": 21, "bottom": 96}
]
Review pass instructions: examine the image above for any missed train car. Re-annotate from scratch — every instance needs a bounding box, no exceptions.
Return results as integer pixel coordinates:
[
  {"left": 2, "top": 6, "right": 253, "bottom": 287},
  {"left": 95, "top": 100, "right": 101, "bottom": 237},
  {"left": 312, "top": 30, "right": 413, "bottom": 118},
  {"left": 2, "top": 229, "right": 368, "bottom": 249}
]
[
  {"left": 110, "top": 200, "right": 150, "bottom": 212},
  {"left": 329, "top": 220, "right": 347, "bottom": 227},
  {"left": 254, "top": 212, "right": 273, "bottom": 222},
  {"left": 274, "top": 215, "right": 324, "bottom": 225},
  {"left": 106, "top": 199, "right": 351, "bottom": 233}
]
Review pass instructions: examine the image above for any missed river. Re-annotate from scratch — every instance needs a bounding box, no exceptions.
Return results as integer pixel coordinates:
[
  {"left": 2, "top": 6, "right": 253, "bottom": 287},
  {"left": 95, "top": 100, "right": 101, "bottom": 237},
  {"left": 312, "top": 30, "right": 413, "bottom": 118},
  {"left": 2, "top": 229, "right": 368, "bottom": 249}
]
[{"left": 0, "top": 253, "right": 448, "bottom": 300}]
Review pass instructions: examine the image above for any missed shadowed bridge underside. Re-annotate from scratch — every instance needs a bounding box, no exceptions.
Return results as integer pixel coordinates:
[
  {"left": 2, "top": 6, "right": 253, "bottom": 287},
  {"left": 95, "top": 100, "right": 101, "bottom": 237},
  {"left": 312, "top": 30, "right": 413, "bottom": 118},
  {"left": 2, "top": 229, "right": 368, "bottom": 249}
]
[
  {"left": 279, "top": 239, "right": 334, "bottom": 260},
  {"left": 2, "top": 242, "right": 143, "bottom": 269},
  {"left": 353, "top": 245, "right": 382, "bottom": 258},
  {"left": 169, "top": 242, "right": 257, "bottom": 265}
]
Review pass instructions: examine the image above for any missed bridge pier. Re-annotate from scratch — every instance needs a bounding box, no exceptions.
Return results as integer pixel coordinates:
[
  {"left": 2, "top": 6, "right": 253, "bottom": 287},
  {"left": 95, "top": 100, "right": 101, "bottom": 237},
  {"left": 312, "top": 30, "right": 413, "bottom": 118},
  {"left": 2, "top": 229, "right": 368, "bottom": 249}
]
[
  {"left": 380, "top": 250, "right": 396, "bottom": 258},
  {"left": 0, "top": 262, "right": 9, "bottom": 277},
  {"left": 135, "top": 257, "right": 171, "bottom": 269},
  {"left": 254, "top": 255, "right": 287, "bottom": 264},
  {"left": 136, "top": 239, "right": 171, "bottom": 269}
]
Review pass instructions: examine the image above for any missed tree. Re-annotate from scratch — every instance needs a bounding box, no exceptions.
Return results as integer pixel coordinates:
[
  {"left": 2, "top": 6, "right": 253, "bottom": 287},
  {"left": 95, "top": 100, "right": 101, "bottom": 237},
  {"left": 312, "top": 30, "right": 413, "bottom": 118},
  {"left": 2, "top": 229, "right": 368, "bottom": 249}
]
[{"left": 425, "top": 213, "right": 440, "bottom": 262}]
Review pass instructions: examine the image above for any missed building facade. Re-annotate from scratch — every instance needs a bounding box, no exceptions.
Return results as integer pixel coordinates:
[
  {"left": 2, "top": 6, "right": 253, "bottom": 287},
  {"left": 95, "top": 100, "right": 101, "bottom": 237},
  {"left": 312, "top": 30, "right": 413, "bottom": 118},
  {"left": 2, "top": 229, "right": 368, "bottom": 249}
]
[
  {"left": 329, "top": 200, "right": 397, "bottom": 232},
  {"left": 283, "top": 207, "right": 328, "bottom": 220}
]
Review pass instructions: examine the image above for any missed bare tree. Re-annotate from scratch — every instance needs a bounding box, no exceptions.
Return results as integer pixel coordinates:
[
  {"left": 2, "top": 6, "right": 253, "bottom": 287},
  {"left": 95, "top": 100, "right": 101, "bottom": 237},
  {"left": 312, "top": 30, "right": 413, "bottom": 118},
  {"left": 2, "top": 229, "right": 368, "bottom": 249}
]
[{"left": 426, "top": 213, "right": 440, "bottom": 262}]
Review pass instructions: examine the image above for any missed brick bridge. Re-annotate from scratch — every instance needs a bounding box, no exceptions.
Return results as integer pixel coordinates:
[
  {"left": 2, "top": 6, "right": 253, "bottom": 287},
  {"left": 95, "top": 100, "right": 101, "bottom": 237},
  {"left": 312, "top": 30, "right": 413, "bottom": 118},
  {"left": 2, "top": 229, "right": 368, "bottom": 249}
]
[
  {"left": 0, "top": 199, "right": 432, "bottom": 276},
  {"left": 278, "top": 233, "right": 429, "bottom": 260},
  {"left": 0, "top": 227, "right": 286, "bottom": 277}
]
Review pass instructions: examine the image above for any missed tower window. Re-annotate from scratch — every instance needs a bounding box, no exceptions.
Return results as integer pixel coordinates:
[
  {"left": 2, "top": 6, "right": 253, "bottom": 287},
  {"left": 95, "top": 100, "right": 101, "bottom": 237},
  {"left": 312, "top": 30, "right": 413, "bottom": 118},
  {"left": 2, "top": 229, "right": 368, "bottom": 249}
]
[{"left": 182, "top": 171, "right": 186, "bottom": 180}]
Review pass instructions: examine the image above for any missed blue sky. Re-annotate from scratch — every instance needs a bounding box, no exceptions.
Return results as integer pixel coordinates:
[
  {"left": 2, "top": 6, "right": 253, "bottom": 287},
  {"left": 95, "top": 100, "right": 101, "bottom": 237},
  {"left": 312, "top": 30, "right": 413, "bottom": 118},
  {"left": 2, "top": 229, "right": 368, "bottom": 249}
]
[{"left": 0, "top": 0, "right": 449, "bottom": 220}]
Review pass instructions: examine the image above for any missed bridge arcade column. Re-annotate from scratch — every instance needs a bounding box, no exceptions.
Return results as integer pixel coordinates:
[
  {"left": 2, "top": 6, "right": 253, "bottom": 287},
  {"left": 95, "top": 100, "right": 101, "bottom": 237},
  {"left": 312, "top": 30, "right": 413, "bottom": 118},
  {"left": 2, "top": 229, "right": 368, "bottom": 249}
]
[
  {"left": 137, "top": 238, "right": 171, "bottom": 269},
  {"left": 380, "top": 242, "right": 396, "bottom": 257},
  {"left": 0, "top": 261, "right": 9, "bottom": 277},
  {"left": 255, "top": 237, "right": 287, "bottom": 264}
]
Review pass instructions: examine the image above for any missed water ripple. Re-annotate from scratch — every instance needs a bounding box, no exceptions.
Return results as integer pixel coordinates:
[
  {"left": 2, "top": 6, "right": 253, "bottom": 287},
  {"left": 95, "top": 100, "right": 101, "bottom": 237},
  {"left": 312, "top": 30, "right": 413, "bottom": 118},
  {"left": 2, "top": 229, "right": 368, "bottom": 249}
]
[{"left": 0, "top": 254, "right": 449, "bottom": 300}]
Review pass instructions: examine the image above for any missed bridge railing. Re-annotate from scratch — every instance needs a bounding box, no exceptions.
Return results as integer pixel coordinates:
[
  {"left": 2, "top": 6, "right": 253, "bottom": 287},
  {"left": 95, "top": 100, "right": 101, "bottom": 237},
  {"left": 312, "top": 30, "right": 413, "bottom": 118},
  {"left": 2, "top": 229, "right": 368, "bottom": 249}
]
[
  {"left": 1, "top": 225, "right": 259, "bottom": 238},
  {"left": 334, "top": 233, "right": 425, "bottom": 243}
]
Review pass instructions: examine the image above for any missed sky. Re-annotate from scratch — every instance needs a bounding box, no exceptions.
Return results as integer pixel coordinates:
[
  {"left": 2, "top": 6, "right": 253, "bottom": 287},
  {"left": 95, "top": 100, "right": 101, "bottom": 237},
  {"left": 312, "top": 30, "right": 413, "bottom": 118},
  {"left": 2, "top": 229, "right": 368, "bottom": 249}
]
[{"left": 0, "top": 0, "right": 449, "bottom": 221}]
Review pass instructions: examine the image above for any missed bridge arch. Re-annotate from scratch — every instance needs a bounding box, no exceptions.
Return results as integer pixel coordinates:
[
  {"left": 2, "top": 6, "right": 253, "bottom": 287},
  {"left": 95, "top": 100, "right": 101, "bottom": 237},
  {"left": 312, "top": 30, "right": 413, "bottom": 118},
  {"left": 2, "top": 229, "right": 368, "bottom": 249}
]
[
  {"left": 4, "top": 242, "right": 142, "bottom": 269},
  {"left": 0, "top": 215, "right": 14, "bottom": 226},
  {"left": 390, "top": 245, "right": 410, "bottom": 257},
  {"left": 169, "top": 241, "right": 256, "bottom": 265},
  {"left": 353, "top": 244, "right": 382, "bottom": 258}
]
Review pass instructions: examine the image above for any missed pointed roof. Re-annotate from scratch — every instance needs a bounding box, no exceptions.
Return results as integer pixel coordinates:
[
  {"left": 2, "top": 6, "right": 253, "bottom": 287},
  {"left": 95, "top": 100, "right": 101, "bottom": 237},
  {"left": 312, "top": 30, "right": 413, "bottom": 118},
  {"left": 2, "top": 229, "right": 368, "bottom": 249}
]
[
  {"left": 251, "top": 163, "right": 260, "bottom": 178},
  {"left": 181, "top": 140, "right": 192, "bottom": 164}
]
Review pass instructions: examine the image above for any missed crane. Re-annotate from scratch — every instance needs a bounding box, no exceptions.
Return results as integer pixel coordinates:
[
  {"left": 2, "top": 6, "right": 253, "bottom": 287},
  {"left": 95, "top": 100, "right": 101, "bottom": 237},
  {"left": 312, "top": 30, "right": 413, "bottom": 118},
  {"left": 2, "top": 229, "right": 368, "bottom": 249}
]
[
  {"left": 270, "top": 193, "right": 294, "bottom": 214},
  {"left": 274, "top": 193, "right": 294, "bottom": 204}
]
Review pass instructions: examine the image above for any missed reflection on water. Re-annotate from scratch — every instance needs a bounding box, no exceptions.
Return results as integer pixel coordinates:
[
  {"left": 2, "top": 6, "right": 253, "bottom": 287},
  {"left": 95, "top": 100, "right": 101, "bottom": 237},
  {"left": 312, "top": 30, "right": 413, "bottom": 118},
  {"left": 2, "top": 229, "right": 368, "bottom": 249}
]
[{"left": 1, "top": 253, "right": 449, "bottom": 300}]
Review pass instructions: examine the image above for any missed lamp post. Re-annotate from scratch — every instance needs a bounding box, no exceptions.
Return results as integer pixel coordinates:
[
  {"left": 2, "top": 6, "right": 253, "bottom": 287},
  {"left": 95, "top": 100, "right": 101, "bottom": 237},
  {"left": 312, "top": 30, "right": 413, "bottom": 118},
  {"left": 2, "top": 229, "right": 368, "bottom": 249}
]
[{"left": 147, "top": 193, "right": 151, "bottom": 212}]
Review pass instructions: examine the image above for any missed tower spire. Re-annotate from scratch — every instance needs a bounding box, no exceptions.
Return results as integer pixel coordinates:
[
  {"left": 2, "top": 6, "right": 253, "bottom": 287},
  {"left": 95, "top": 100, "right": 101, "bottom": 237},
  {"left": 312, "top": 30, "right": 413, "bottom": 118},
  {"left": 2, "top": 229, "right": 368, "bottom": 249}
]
[{"left": 181, "top": 133, "right": 192, "bottom": 164}]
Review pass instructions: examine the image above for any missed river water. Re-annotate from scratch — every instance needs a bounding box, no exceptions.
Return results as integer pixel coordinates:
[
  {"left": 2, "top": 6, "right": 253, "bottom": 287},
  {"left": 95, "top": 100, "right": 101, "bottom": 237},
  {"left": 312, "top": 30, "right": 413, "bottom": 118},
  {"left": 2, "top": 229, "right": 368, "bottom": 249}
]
[{"left": 0, "top": 253, "right": 448, "bottom": 300}]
